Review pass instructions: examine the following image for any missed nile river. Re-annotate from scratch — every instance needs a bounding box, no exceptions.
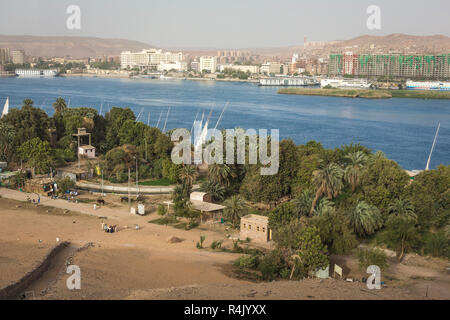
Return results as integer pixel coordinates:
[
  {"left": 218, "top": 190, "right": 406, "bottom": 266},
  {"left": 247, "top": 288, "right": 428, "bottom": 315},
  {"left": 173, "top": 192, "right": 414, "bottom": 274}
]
[{"left": 0, "top": 76, "right": 448, "bottom": 170}]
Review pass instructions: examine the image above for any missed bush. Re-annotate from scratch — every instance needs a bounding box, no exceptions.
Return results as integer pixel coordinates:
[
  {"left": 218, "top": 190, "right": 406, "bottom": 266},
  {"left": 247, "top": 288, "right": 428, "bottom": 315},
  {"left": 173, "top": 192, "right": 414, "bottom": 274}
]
[
  {"left": 196, "top": 235, "right": 206, "bottom": 249},
  {"left": 211, "top": 240, "right": 223, "bottom": 250},
  {"left": 157, "top": 204, "right": 167, "bottom": 216},
  {"left": 55, "top": 177, "right": 76, "bottom": 195},
  {"left": 235, "top": 255, "right": 258, "bottom": 269},
  {"left": 258, "top": 250, "right": 286, "bottom": 281},
  {"left": 355, "top": 248, "right": 388, "bottom": 271},
  {"left": 424, "top": 233, "right": 449, "bottom": 258}
]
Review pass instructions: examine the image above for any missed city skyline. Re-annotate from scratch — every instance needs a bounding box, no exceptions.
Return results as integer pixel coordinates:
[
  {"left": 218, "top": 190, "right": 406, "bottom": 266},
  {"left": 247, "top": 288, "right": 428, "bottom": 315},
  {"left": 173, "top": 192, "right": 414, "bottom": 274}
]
[{"left": 0, "top": 0, "right": 450, "bottom": 49}]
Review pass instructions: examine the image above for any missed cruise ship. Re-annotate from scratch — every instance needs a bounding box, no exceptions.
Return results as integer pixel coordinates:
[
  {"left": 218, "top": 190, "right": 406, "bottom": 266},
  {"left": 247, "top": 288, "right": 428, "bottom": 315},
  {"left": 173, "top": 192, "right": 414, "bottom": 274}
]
[
  {"left": 406, "top": 81, "right": 450, "bottom": 91},
  {"left": 15, "top": 69, "right": 58, "bottom": 77},
  {"left": 259, "top": 76, "right": 319, "bottom": 86},
  {"left": 320, "top": 78, "right": 372, "bottom": 89}
]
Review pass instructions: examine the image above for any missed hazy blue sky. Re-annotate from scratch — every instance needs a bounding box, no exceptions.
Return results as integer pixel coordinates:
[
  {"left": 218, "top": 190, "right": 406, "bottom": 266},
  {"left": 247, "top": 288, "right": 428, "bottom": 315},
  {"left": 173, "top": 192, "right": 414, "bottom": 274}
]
[{"left": 1, "top": 0, "right": 449, "bottom": 48}]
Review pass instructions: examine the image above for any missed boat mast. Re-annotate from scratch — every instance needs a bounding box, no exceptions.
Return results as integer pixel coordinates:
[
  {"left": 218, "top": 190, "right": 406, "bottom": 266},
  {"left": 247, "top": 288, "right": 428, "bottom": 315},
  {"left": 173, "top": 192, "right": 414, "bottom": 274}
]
[
  {"left": 162, "top": 107, "right": 171, "bottom": 133},
  {"left": 425, "top": 123, "right": 440, "bottom": 171}
]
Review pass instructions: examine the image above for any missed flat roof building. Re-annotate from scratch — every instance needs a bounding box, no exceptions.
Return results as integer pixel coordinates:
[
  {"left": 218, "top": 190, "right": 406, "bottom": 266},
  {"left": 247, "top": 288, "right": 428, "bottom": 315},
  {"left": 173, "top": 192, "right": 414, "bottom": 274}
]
[{"left": 240, "top": 214, "right": 272, "bottom": 244}]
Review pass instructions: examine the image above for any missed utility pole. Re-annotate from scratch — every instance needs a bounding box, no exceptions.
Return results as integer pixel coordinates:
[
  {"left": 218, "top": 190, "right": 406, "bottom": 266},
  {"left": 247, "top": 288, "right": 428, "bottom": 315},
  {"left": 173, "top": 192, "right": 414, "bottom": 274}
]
[
  {"left": 144, "top": 139, "right": 148, "bottom": 162},
  {"left": 135, "top": 156, "right": 139, "bottom": 196},
  {"left": 128, "top": 168, "right": 131, "bottom": 209},
  {"left": 101, "top": 169, "right": 104, "bottom": 196}
]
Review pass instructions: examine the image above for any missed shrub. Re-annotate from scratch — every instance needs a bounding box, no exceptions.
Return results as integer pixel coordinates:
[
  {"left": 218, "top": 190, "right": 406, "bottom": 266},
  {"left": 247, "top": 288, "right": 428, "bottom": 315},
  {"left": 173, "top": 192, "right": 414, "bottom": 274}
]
[
  {"left": 196, "top": 235, "right": 206, "bottom": 249},
  {"left": 258, "top": 250, "right": 285, "bottom": 281},
  {"left": 157, "top": 204, "right": 167, "bottom": 216},
  {"left": 355, "top": 248, "right": 388, "bottom": 271},
  {"left": 55, "top": 177, "right": 76, "bottom": 195},
  {"left": 211, "top": 240, "right": 223, "bottom": 250},
  {"left": 235, "top": 255, "right": 258, "bottom": 269},
  {"left": 424, "top": 233, "right": 449, "bottom": 258}
]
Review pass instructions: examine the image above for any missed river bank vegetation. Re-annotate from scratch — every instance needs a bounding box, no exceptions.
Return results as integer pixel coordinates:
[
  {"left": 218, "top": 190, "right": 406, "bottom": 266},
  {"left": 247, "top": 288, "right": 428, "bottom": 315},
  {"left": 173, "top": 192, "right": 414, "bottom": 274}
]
[
  {"left": 278, "top": 88, "right": 450, "bottom": 99},
  {"left": 0, "top": 98, "right": 448, "bottom": 281}
]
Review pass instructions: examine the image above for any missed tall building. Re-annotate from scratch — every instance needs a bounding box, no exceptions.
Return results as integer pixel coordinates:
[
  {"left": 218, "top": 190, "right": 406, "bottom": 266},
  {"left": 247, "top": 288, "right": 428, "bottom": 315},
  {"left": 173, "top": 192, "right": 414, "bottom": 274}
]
[
  {"left": 329, "top": 52, "right": 450, "bottom": 79},
  {"left": 199, "top": 56, "right": 217, "bottom": 73},
  {"left": 120, "top": 49, "right": 183, "bottom": 69},
  {"left": 0, "top": 48, "right": 11, "bottom": 65},
  {"left": 11, "top": 50, "right": 25, "bottom": 64}
]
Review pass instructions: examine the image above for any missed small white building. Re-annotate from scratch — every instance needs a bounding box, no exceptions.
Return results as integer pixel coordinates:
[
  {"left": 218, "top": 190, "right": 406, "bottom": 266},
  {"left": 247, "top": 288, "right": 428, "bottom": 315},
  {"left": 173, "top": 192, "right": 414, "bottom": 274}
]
[{"left": 78, "top": 145, "right": 96, "bottom": 158}]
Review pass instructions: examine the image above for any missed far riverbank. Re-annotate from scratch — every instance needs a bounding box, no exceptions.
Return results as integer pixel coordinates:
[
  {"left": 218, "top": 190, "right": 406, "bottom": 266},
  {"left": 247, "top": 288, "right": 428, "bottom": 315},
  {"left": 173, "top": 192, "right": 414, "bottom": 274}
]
[{"left": 278, "top": 88, "right": 450, "bottom": 100}]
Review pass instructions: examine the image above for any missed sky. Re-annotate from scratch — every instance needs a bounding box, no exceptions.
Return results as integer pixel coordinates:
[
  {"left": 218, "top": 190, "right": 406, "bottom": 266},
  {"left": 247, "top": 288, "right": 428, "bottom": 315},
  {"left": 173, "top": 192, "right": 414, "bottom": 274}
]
[{"left": 0, "top": 0, "right": 449, "bottom": 49}]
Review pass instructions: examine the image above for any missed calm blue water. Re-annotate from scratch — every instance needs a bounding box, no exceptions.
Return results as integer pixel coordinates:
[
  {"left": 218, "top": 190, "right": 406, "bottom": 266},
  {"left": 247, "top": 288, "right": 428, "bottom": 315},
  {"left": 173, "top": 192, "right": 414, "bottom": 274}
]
[{"left": 0, "top": 77, "right": 449, "bottom": 170}]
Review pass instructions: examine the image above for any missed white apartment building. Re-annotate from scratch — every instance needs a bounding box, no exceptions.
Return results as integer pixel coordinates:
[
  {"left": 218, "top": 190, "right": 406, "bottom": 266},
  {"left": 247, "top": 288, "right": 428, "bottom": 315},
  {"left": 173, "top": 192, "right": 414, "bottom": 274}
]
[
  {"left": 219, "top": 64, "right": 260, "bottom": 74},
  {"left": 157, "top": 61, "right": 187, "bottom": 72},
  {"left": 260, "top": 63, "right": 286, "bottom": 75},
  {"left": 121, "top": 49, "right": 183, "bottom": 69},
  {"left": 199, "top": 56, "right": 217, "bottom": 73}
]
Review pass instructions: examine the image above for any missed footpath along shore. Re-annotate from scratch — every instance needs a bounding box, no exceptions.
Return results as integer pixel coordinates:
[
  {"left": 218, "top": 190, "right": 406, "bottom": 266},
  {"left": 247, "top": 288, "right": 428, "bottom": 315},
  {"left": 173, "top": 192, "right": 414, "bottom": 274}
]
[{"left": 0, "top": 188, "right": 124, "bottom": 219}]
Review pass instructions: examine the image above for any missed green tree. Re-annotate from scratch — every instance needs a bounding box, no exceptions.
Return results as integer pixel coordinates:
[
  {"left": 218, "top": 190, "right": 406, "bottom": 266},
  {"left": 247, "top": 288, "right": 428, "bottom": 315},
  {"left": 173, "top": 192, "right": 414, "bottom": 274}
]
[
  {"left": 0, "top": 123, "right": 15, "bottom": 161},
  {"left": 269, "top": 202, "right": 297, "bottom": 229},
  {"left": 384, "top": 215, "right": 421, "bottom": 261},
  {"left": 310, "top": 163, "right": 344, "bottom": 215},
  {"left": 388, "top": 198, "right": 417, "bottom": 221},
  {"left": 179, "top": 165, "right": 198, "bottom": 187},
  {"left": 1, "top": 103, "right": 50, "bottom": 149},
  {"left": 223, "top": 195, "right": 247, "bottom": 227},
  {"left": 291, "top": 190, "right": 313, "bottom": 217},
  {"left": 295, "top": 226, "right": 329, "bottom": 277},
  {"left": 18, "top": 137, "right": 53, "bottom": 176},
  {"left": 52, "top": 97, "right": 67, "bottom": 114},
  {"left": 360, "top": 156, "right": 409, "bottom": 213},
  {"left": 348, "top": 201, "right": 382, "bottom": 237},
  {"left": 200, "top": 180, "right": 225, "bottom": 202},
  {"left": 208, "top": 164, "right": 234, "bottom": 187},
  {"left": 313, "top": 209, "right": 358, "bottom": 254},
  {"left": 344, "top": 150, "right": 367, "bottom": 193}
]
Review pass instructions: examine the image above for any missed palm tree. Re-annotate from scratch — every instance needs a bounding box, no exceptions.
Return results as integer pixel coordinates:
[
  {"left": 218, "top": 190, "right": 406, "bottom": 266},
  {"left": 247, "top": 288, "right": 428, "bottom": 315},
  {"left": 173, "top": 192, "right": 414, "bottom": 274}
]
[
  {"left": 223, "top": 195, "right": 247, "bottom": 227},
  {"left": 52, "top": 97, "right": 67, "bottom": 114},
  {"left": 313, "top": 198, "right": 335, "bottom": 217},
  {"left": 23, "top": 99, "right": 33, "bottom": 108},
  {"left": 200, "top": 180, "right": 225, "bottom": 202},
  {"left": 345, "top": 151, "right": 367, "bottom": 193},
  {"left": 292, "top": 190, "right": 313, "bottom": 217},
  {"left": 348, "top": 201, "right": 382, "bottom": 237},
  {"left": 388, "top": 198, "right": 417, "bottom": 221},
  {"left": 179, "top": 164, "right": 198, "bottom": 187},
  {"left": 208, "top": 164, "right": 235, "bottom": 187},
  {"left": 310, "top": 163, "right": 344, "bottom": 216}
]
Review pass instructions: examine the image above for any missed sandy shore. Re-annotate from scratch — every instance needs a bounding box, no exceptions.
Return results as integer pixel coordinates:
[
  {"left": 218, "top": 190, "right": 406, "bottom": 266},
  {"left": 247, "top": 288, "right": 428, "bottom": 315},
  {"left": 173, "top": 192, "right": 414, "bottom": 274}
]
[{"left": 0, "top": 191, "right": 449, "bottom": 300}]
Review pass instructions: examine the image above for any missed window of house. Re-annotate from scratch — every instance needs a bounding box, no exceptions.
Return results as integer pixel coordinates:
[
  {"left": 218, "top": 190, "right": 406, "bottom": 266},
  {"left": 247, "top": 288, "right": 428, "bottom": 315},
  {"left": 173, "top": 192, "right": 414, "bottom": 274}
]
[
  {"left": 262, "top": 228, "right": 265, "bottom": 233},
  {"left": 257, "top": 226, "right": 260, "bottom": 232}
]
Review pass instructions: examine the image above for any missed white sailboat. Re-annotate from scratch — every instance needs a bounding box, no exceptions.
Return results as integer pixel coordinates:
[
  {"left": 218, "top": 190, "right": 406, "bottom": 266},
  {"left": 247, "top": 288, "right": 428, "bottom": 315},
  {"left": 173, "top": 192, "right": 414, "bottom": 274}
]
[
  {"left": 1, "top": 97, "right": 9, "bottom": 118},
  {"left": 425, "top": 123, "right": 440, "bottom": 171}
]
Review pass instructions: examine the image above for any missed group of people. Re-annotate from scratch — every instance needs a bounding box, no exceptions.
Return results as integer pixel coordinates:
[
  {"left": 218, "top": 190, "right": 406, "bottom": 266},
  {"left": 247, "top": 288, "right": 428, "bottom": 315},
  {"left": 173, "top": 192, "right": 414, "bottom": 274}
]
[{"left": 102, "top": 222, "right": 117, "bottom": 233}]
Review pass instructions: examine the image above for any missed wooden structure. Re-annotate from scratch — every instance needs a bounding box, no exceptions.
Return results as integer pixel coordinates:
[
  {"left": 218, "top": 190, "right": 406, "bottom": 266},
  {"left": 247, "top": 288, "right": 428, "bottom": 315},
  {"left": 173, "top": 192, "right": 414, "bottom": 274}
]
[
  {"left": 240, "top": 214, "right": 271, "bottom": 243},
  {"left": 24, "top": 177, "right": 55, "bottom": 196},
  {"left": 163, "top": 192, "right": 225, "bottom": 224},
  {"left": 72, "top": 128, "right": 96, "bottom": 159}
]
